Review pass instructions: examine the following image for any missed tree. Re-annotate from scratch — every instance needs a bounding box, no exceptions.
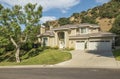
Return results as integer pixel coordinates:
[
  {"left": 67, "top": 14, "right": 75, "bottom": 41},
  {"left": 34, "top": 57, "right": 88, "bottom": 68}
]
[
  {"left": 0, "top": 3, "right": 42, "bottom": 63},
  {"left": 110, "top": 14, "right": 120, "bottom": 45},
  {"left": 58, "top": 17, "right": 70, "bottom": 26},
  {"left": 43, "top": 20, "right": 59, "bottom": 30},
  {"left": 70, "top": 13, "right": 81, "bottom": 24},
  {"left": 81, "top": 16, "right": 97, "bottom": 24},
  {"left": 112, "top": 0, "right": 120, "bottom": 2}
]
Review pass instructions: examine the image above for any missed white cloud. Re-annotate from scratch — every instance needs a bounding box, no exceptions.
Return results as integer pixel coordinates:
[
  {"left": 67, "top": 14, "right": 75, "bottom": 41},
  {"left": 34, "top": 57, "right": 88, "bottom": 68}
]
[
  {"left": 40, "top": 16, "right": 57, "bottom": 23},
  {"left": 0, "top": 0, "right": 80, "bottom": 13},
  {"left": 95, "top": 0, "right": 110, "bottom": 3}
]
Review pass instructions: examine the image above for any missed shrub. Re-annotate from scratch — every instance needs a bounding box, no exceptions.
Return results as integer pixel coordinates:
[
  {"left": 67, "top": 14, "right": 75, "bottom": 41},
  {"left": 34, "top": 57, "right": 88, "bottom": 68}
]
[
  {"left": 69, "top": 47, "right": 74, "bottom": 50},
  {"left": 81, "top": 16, "right": 97, "bottom": 24},
  {"left": 5, "top": 43, "right": 15, "bottom": 51},
  {"left": 36, "top": 47, "right": 44, "bottom": 52},
  {"left": 64, "top": 47, "right": 74, "bottom": 51},
  {"left": 27, "top": 47, "right": 44, "bottom": 58},
  {"left": 0, "top": 48, "right": 5, "bottom": 55},
  {"left": 21, "top": 42, "right": 33, "bottom": 51},
  {"left": 28, "top": 48, "right": 39, "bottom": 57},
  {"left": 51, "top": 46, "right": 59, "bottom": 49},
  {"left": 44, "top": 46, "right": 51, "bottom": 49}
]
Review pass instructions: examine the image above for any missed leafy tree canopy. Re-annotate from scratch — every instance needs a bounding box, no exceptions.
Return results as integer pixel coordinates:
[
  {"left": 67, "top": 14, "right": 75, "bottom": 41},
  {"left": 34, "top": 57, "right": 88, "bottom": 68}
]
[
  {"left": 58, "top": 17, "right": 70, "bottom": 26},
  {"left": 0, "top": 3, "right": 42, "bottom": 62},
  {"left": 110, "top": 14, "right": 120, "bottom": 46}
]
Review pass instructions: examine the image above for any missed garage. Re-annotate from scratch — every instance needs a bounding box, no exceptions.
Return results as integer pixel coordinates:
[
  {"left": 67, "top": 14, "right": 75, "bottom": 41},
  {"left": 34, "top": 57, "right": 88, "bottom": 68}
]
[
  {"left": 76, "top": 41, "right": 85, "bottom": 50},
  {"left": 88, "top": 40, "right": 112, "bottom": 51}
]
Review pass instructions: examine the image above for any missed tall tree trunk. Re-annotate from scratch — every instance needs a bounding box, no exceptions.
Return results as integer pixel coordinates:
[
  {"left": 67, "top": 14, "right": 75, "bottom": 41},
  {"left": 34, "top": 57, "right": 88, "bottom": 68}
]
[
  {"left": 10, "top": 37, "right": 21, "bottom": 63},
  {"left": 15, "top": 47, "right": 20, "bottom": 63}
]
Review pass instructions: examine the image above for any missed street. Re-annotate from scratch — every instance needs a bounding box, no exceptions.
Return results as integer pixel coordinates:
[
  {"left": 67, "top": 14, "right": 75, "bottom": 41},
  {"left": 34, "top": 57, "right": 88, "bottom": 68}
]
[{"left": 0, "top": 68, "right": 120, "bottom": 79}]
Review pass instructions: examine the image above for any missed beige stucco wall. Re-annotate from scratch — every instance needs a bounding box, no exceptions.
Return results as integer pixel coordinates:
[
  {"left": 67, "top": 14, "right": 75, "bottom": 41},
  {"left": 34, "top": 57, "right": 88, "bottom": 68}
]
[
  {"left": 41, "top": 36, "right": 56, "bottom": 47},
  {"left": 89, "top": 28, "right": 99, "bottom": 33},
  {"left": 88, "top": 37, "right": 113, "bottom": 42},
  {"left": 49, "top": 37, "right": 55, "bottom": 47},
  {"left": 65, "top": 31, "right": 69, "bottom": 48},
  {"left": 38, "top": 38, "right": 41, "bottom": 43},
  {"left": 68, "top": 27, "right": 100, "bottom": 36},
  {"left": 69, "top": 28, "right": 76, "bottom": 36},
  {"left": 40, "top": 27, "right": 45, "bottom": 34},
  {"left": 54, "top": 31, "right": 59, "bottom": 47},
  {"left": 69, "top": 40, "right": 76, "bottom": 49}
]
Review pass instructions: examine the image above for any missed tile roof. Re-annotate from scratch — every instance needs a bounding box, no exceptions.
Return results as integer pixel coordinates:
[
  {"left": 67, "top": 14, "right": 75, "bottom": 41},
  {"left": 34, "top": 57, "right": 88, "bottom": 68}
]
[
  {"left": 69, "top": 32, "right": 116, "bottom": 39},
  {"left": 52, "top": 23, "right": 99, "bottom": 30},
  {"left": 37, "top": 30, "right": 54, "bottom": 37}
]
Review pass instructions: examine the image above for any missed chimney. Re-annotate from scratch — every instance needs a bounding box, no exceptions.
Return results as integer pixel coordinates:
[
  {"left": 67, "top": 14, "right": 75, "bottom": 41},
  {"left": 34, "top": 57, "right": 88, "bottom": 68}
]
[
  {"left": 40, "top": 25, "right": 45, "bottom": 34},
  {"left": 50, "top": 26, "right": 53, "bottom": 30}
]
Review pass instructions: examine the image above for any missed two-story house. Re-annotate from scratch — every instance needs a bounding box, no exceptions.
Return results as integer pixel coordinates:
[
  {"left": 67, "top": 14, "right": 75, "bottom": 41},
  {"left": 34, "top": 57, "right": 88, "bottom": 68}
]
[{"left": 38, "top": 23, "right": 116, "bottom": 51}]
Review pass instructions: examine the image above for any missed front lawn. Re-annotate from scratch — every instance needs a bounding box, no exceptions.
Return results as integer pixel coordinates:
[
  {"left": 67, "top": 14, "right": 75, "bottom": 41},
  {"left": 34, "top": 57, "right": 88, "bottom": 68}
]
[
  {"left": 113, "top": 49, "right": 120, "bottom": 60},
  {"left": 0, "top": 49, "right": 72, "bottom": 66}
]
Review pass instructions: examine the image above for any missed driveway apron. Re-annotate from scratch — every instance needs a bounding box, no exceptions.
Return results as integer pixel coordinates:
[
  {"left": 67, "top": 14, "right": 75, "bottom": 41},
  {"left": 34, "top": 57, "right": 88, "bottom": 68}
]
[{"left": 56, "top": 50, "right": 118, "bottom": 68}]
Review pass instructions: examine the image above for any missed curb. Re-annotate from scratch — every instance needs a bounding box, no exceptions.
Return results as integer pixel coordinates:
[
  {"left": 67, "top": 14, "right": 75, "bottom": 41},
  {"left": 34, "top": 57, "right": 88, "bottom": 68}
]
[{"left": 0, "top": 65, "right": 120, "bottom": 69}]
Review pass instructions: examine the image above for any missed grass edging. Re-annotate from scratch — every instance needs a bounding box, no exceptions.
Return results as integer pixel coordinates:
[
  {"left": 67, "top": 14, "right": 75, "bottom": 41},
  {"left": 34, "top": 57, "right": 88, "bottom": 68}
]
[{"left": 113, "top": 49, "right": 120, "bottom": 61}]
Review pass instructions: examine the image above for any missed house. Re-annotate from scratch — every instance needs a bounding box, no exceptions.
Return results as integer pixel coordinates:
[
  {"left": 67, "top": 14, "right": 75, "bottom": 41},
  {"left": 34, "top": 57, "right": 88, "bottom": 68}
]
[{"left": 38, "top": 23, "right": 116, "bottom": 51}]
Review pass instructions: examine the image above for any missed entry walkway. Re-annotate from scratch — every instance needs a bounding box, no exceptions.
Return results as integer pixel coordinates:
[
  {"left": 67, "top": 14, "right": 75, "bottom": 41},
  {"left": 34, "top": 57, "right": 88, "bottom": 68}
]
[{"left": 56, "top": 50, "right": 118, "bottom": 68}]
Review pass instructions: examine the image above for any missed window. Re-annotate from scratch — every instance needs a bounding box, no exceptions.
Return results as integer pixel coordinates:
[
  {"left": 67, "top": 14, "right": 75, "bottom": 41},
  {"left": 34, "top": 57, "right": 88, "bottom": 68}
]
[
  {"left": 58, "top": 32, "right": 64, "bottom": 40},
  {"left": 76, "top": 28, "right": 79, "bottom": 32},
  {"left": 43, "top": 37, "right": 48, "bottom": 46},
  {"left": 81, "top": 28, "right": 87, "bottom": 33}
]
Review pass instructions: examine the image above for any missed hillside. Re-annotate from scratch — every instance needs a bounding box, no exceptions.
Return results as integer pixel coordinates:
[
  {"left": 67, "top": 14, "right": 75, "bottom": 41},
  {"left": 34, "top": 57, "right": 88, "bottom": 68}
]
[{"left": 44, "top": 0, "right": 120, "bottom": 32}]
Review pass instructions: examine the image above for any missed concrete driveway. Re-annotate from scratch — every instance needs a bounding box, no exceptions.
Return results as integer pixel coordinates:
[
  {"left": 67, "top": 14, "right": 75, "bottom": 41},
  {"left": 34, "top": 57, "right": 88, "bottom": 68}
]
[{"left": 56, "top": 50, "right": 118, "bottom": 68}]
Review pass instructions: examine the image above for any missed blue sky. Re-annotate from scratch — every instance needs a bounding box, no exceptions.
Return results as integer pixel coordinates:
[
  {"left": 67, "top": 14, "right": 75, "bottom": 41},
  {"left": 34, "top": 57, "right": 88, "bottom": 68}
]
[{"left": 0, "top": 0, "right": 110, "bottom": 23}]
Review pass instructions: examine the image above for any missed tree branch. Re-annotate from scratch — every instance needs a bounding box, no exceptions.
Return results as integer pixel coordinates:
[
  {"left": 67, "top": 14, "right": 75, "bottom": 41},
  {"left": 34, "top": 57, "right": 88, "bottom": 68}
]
[{"left": 10, "top": 36, "right": 18, "bottom": 48}]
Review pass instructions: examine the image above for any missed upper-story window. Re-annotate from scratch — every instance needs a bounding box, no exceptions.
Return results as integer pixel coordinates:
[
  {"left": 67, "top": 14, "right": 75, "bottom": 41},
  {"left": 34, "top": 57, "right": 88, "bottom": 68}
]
[
  {"left": 80, "top": 28, "right": 87, "bottom": 34},
  {"left": 76, "top": 28, "right": 79, "bottom": 34}
]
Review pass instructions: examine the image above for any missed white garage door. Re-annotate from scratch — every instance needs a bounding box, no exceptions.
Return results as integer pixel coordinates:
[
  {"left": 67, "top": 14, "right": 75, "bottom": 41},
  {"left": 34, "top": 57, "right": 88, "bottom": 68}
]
[
  {"left": 76, "top": 41, "right": 85, "bottom": 50},
  {"left": 88, "top": 40, "right": 112, "bottom": 51}
]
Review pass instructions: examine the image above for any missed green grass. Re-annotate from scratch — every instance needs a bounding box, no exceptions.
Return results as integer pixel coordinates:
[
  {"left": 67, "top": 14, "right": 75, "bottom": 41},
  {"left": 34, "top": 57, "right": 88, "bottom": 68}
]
[
  {"left": 113, "top": 49, "right": 120, "bottom": 60},
  {"left": 0, "top": 49, "right": 72, "bottom": 66}
]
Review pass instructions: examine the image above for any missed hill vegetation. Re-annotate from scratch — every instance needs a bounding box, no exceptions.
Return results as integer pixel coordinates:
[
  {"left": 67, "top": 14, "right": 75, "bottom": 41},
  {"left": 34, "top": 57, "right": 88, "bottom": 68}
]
[{"left": 44, "top": 0, "right": 120, "bottom": 32}]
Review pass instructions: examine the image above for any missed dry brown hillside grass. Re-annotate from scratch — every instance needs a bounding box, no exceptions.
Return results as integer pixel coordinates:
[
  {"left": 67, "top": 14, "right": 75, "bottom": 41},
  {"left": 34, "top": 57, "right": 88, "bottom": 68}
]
[{"left": 96, "top": 17, "right": 115, "bottom": 32}]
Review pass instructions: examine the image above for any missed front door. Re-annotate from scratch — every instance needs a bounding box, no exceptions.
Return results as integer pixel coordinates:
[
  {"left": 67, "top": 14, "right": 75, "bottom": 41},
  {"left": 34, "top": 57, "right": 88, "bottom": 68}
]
[{"left": 59, "top": 40, "right": 65, "bottom": 49}]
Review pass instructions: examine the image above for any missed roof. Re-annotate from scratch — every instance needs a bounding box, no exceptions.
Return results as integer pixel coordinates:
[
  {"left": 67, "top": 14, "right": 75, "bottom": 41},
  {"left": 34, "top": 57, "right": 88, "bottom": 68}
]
[
  {"left": 79, "top": 23, "right": 99, "bottom": 28},
  {"left": 38, "top": 23, "right": 102, "bottom": 37},
  {"left": 37, "top": 30, "right": 54, "bottom": 37},
  {"left": 52, "top": 24, "right": 79, "bottom": 30},
  {"left": 52, "top": 23, "right": 100, "bottom": 30},
  {"left": 69, "top": 32, "right": 116, "bottom": 39}
]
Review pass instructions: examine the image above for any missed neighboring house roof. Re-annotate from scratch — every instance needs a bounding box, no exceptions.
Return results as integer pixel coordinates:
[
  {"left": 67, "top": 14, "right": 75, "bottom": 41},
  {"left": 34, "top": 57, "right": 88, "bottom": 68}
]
[
  {"left": 37, "top": 30, "right": 54, "bottom": 37},
  {"left": 69, "top": 32, "right": 116, "bottom": 39}
]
